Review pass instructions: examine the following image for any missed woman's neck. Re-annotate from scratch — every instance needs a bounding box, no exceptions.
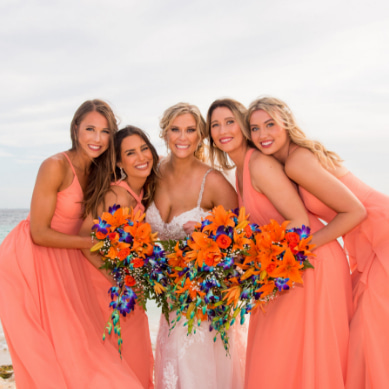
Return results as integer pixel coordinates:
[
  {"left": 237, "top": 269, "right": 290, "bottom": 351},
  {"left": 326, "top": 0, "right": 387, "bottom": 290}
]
[
  {"left": 166, "top": 153, "right": 199, "bottom": 177},
  {"left": 273, "top": 140, "right": 294, "bottom": 165},
  {"left": 124, "top": 176, "right": 146, "bottom": 197},
  {"left": 227, "top": 143, "right": 250, "bottom": 174},
  {"left": 69, "top": 149, "right": 93, "bottom": 175}
]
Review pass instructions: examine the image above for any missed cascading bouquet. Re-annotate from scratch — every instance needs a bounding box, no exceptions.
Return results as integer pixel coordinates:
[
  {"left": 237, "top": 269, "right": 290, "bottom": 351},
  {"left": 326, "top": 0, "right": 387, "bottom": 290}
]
[
  {"left": 164, "top": 205, "right": 252, "bottom": 351},
  {"left": 91, "top": 204, "right": 170, "bottom": 356},
  {"left": 224, "top": 219, "right": 315, "bottom": 326}
]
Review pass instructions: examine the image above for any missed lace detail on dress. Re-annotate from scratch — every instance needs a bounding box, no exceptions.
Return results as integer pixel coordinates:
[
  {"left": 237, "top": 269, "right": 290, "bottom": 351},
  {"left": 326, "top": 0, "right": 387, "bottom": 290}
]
[
  {"left": 162, "top": 362, "right": 178, "bottom": 389},
  {"left": 149, "top": 168, "right": 246, "bottom": 389},
  {"left": 146, "top": 169, "right": 212, "bottom": 240}
]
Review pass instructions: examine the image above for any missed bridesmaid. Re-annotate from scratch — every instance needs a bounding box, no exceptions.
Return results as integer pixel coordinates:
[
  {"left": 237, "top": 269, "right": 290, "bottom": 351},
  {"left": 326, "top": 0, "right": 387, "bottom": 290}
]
[
  {"left": 79, "top": 125, "right": 158, "bottom": 389},
  {"left": 247, "top": 96, "right": 386, "bottom": 389},
  {"left": 206, "top": 98, "right": 358, "bottom": 389},
  {"left": 0, "top": 100, "right": 145, "bottom": 388}
]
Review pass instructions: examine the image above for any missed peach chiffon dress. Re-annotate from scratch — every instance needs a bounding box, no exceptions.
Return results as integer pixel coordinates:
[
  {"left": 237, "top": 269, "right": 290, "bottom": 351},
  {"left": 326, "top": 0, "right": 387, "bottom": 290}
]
[
  {"left": 85, "top": 179, "right": 154, "bottom": 388},
  {"left": 0, "top": 153, "right": 147, "bottom": 389},
  {"left": 240, "top": 149, "right": 353, "bottom": 389},
  {"left": 299, "top": 172, "right": 389, "bottom": 389}
]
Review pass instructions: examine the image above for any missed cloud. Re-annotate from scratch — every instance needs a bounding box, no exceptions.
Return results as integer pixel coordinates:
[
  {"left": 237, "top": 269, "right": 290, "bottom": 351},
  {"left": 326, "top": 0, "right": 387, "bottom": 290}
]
[{"left": 0, "top": 0, "right": 388, "bottom": 207}]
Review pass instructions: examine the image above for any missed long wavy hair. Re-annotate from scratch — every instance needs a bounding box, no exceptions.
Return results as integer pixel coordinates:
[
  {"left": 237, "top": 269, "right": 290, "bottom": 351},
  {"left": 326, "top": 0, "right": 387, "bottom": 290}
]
[
  {"left": 159, "top": 102, "right": 207, "bottom": 162},
  {"left": 247, "top": 96, "right": 343, "bottom": 168},
  {"left": 114, "top": 125, "right": 159, "bottom": 209},
  {"left": 205, "top": 98, "right": 253, "bottom": 170},
  {"left": 72, "top": 99, "right": 118, "bottom": 218}
]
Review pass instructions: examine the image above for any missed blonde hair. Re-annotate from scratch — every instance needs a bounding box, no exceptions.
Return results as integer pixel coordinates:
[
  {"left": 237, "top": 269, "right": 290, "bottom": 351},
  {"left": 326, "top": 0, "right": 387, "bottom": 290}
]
[
  {"left": 247, "top": 97, "right": 343, "bottom": 168},
  {"left": 205, "top": 98, "right": 252, "bottom": 170},
  {"left": 159, "top": 102, "right": 207, "bottom": 162}
]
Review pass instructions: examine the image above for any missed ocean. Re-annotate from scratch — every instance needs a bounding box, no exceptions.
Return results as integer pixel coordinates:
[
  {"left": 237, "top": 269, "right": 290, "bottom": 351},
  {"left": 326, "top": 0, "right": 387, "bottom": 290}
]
[{"left": 0, "top": 209, "right": 160, "bottom": 369}]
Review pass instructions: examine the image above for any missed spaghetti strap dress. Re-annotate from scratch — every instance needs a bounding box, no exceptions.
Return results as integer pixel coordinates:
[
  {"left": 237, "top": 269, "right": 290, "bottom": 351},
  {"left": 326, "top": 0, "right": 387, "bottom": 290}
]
[
  {"left": 85, "top": 179, "right": 154, "bottom": 388},
  {"left": 299, "top": 172, "right": 389, "bottom": 389},
  {"left": 240, "top": 149, "right": 353, "bottom": 389},
  {"left": 0, "top": 153, "right": 144, "bottom": 389},
  {"left": 146, "top": 169, "right": 246, "bottom": 389}
]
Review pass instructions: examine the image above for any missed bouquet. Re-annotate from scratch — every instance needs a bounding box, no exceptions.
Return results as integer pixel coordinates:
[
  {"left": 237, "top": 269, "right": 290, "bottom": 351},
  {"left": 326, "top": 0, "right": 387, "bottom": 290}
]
[
  {"left": 91, "top": 204, "right": 170, "bottom": 355},
  {"left": 224, "top": 219, "right": 315, "bottom": 325},
  {"left": 164, "top": 205, "right": 252, "bottom": 351}
]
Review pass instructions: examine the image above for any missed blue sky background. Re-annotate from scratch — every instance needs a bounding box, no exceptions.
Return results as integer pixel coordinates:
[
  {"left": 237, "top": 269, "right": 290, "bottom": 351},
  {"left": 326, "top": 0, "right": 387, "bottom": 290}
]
[{"left": 1, "top": 0, "right": 388, "bottom": 208}]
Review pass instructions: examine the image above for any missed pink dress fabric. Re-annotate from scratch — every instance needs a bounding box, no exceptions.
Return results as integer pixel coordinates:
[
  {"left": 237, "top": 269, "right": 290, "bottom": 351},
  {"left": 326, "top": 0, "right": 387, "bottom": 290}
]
[
  {"left": 240, "top": 149, "right": 353, "bottom": 389},
  {"left": 299, "top": 171, "right": 389, "bottom": 389},
  {"left": 0, "top": 153, "right": 145, "bottom": 389},
  {"left": 86, "top": 179, "right": 154, "bottom": 389}
]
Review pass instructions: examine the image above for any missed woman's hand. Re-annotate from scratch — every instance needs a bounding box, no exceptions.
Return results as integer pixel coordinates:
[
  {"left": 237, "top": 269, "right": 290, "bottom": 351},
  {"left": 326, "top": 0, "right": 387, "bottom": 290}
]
[{"left": 183, "top": 221, "right": 198, "bottom": 236}]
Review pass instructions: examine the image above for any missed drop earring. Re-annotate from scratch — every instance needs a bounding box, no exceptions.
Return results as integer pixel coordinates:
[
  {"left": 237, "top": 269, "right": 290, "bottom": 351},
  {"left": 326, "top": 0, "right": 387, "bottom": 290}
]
[{"left": 120, "top": 167, "right": 126, "bottom": 181}]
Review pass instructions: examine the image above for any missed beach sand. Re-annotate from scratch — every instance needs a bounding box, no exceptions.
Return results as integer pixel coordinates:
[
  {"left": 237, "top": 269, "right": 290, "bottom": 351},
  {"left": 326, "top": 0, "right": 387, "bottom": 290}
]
[{"left": 0, "top": 322, "right": 14, "bottom": 388}]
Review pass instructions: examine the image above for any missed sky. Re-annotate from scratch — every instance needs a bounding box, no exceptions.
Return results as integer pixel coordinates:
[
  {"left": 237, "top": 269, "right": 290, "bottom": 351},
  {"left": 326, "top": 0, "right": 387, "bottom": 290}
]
[{"left": 0, "top": 0, "right": 388, "bottom": 208}]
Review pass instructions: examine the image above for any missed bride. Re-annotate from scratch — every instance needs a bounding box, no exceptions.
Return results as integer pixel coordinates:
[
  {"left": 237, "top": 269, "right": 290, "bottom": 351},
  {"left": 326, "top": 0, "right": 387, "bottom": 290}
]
[{"left": 146, "top": 102, "right": 246, "bottom": 389}]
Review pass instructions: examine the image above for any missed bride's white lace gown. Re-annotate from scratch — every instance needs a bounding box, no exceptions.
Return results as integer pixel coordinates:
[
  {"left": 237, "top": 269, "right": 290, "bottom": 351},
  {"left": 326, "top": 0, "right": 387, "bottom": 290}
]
[{"left": 146, "top": 170, "right": 247, "bottom": 389}]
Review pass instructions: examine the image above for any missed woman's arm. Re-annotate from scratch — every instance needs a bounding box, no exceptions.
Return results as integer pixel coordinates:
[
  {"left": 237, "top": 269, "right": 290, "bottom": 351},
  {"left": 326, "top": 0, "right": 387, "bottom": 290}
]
[
  {"left": 183, "top": 170, "right": 238, "bottom": 235},
  {"left": 250, "top": 151, "right": 310, "bottom": 229},
  {"left": 207, "top": 170, "right": 239, "bottom": 210},
  {"left": 79, "top": 186, "right": 137, "bottom": 284},
  {"left": 29, "top": 155, "right": 92, "bottom": 249},
  {"left": 285, "top": 148, "right": 366, "bottom": 248}
]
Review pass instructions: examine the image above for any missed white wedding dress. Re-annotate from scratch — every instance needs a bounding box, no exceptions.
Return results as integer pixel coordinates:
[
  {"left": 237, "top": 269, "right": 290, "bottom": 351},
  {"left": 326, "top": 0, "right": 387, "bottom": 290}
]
[{"left": 146, "top": 170, "right": 246, "bottom": 389}]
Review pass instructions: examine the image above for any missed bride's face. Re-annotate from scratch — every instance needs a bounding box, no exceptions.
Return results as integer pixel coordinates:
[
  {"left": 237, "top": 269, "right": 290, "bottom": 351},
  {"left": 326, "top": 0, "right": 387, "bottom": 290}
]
[{"left": 167, "top": 113, "right": 200, "bottom": 158}]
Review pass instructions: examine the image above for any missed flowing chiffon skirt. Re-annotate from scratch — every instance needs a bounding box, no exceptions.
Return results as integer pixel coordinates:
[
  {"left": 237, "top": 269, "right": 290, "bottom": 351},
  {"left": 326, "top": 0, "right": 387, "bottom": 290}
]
[
  {"left": 244, "top": 215, "right": 353, "bottom": 389},
  {"left": 0, "top": 220, "right": 145, "bottom": 388}
]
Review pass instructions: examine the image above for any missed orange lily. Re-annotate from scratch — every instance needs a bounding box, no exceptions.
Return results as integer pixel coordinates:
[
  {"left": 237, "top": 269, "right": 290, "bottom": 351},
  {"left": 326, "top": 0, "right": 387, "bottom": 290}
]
[
  {"left": 202, "top": 205, "right": 235, "bottom": 235},
  {"left": 272, "top": 248, "right": 304, "bottom": 284},
  {"left": 176, "top": 278, "right": 205, "bottom": 301}
]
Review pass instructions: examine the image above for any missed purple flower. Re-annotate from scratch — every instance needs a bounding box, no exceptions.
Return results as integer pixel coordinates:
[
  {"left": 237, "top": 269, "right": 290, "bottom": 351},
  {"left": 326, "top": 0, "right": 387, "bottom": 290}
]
[
  {"left": 108, "top": 286, "right": 120, "bottom": 300},
  {"left": 240, "top": 288, "right": 250, "bottom": 300},
  {"left": 218, "top": 256, "right": 234, "bottom": 270},
  {"left": 289, "top": 225, "right": 311, "bottom": 238},
  {"left": 117, "top": 228, "right": 133, "bottom": 244},
  {"left": 92, "top": 217, "right": 110, "bottom": 234},
  {"left": 275, "top": 277, "right": 290, "bottom": 291},
  {"left": 108, "top": 204, "right": 121, "bottom": 214}
]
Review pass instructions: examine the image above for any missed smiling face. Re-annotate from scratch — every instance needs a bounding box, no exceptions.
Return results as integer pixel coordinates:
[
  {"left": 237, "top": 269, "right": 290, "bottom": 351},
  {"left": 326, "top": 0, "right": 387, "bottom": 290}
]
[
  {"left": 76, "top": 111, "right": 111, "bottom": 159},
  {"left": 210, "top": 106, "right": 246, "bottom": 154},
  {"left": 249, "top": 109, "right": 290, "bottom": 161},
  {"left": 118, "top": 134, "right": 154, "bottom": 181},
  {"left": 166, "top": 113, "right": 200, "bottom": 158}
]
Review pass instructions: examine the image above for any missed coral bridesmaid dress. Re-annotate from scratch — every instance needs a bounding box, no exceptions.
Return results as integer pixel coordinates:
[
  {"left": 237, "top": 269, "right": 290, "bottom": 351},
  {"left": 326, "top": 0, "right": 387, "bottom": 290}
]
[
  {"left": 300, "top": 172, "right": 389, "bottom": 389},
  {"left": 0, "top": 153, "right": 145, "bottom": 389},
  {"left": 86, "top": 179, "right": 154, "bottom": 388},
  {"left": 240, "top": 149, "right": 353, "bottom": 389}
]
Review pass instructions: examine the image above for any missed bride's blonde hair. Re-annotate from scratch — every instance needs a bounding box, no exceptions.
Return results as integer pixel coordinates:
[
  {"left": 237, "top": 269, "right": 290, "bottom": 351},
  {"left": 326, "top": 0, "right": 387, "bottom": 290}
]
[
  {"left": 159, "top": 102, "right": 207, "bottom": 162},
  {"left": 247, "top": 97, "right": 343, "bottom": 168}
]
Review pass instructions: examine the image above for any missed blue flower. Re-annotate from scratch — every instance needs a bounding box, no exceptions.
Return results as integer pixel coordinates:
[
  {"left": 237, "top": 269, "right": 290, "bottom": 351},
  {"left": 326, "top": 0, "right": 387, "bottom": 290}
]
[
  {"left": 289, "top": 225, "right": 311, "bottom": 238},
  {"left": 108, "top": 286, "right": 120, "bottom": 300},
  {"left": 117, "top": 228, "right": 133, "bottom": 244},
  {"left": 92, "top": 217, "right": 110, "bottom": 234},
  {"left": 240, "top": 288, "right": 250, "bottom": 300},
  {"left": 108, "top": 204, "right": 121, "bottom": 214},
  {"left": 275, "top": 277, "right": 290, "bottom": 291},
  {"left": 218, "top": 256, "right": 234, "bottom": 270}
]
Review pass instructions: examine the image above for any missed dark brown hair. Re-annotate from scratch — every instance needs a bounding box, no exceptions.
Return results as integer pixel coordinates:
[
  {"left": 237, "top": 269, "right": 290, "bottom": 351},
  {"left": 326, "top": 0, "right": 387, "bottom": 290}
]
[{"left": 114, "top": 125, "right": 159, "bottom": 209}]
